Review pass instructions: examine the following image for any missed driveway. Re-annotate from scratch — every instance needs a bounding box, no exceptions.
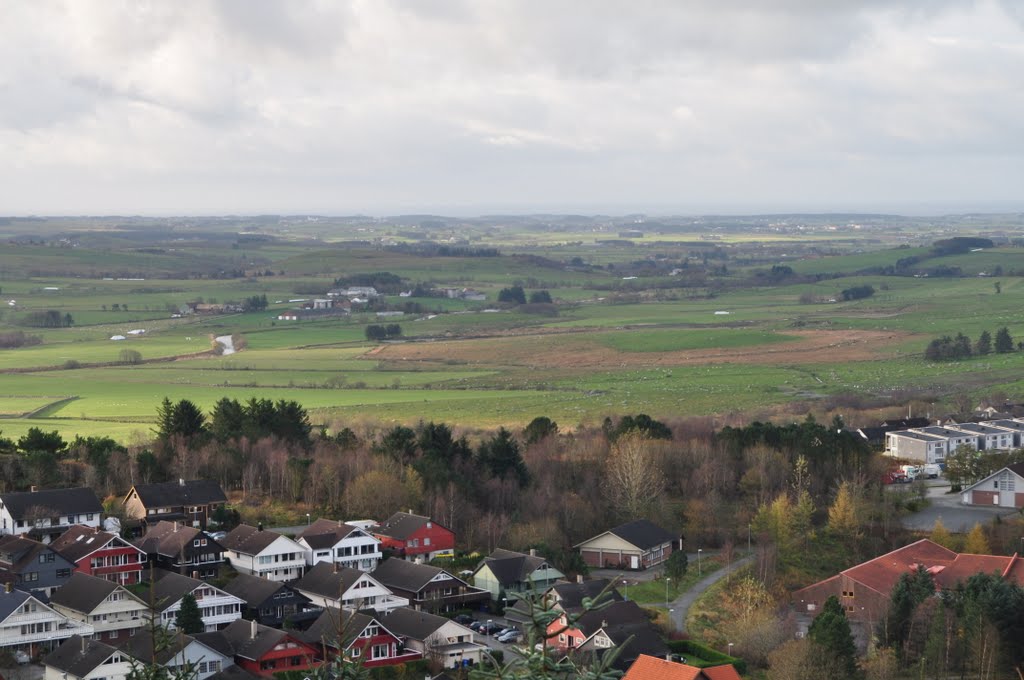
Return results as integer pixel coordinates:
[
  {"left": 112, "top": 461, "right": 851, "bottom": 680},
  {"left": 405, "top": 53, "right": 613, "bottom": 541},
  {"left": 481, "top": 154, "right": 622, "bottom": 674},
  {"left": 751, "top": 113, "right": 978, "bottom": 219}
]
[{"left": 899, "top": 481, "right": 1019, "bottom": 532}]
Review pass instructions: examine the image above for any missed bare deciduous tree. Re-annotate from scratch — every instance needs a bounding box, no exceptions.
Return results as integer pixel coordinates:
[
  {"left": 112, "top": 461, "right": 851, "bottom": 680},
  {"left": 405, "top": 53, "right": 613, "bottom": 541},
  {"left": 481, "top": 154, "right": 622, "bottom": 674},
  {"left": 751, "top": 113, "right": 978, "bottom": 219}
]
[{"left": 604, "top": 432, "right": 664, "bottom": 521}]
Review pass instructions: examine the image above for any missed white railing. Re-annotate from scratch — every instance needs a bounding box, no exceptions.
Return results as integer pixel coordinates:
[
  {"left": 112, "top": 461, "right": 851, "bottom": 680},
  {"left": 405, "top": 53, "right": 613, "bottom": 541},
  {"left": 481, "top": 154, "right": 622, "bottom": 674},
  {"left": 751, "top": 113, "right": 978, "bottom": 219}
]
[{"left": 0, "top": 621, "right": 93, "bottom": 646}]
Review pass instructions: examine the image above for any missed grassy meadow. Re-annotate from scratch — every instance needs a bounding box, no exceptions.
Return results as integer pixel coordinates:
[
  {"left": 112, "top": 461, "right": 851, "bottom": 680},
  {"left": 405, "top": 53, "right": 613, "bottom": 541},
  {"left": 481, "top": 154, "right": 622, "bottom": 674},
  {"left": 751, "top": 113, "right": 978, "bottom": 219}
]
[{"left": 2, "top": 228, "right": 1024, "bottom": 443}]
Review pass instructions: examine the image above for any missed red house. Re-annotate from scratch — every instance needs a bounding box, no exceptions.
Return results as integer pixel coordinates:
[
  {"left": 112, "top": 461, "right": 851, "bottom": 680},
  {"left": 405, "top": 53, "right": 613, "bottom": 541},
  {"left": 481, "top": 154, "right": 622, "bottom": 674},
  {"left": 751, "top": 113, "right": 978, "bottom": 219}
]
[
  {"left": 372, "top": 512, "right": 454, "bottom": 561},
  {"left": 50, "top": 525, "right": 146, "bottom": 585},
  {"left": 197, "top": 619, "right": 321, "bottom": 676},
  {"left": 299, "top": 608, "right": 421, "bottom": 668}
]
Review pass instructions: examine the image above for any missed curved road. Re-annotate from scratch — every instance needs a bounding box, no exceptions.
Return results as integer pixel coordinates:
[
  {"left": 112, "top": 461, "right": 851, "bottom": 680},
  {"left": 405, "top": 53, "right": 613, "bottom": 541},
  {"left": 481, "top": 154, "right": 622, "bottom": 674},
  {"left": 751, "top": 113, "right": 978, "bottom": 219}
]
[{"left": 667, "top": 555, "right": 755, "bottom": 633}]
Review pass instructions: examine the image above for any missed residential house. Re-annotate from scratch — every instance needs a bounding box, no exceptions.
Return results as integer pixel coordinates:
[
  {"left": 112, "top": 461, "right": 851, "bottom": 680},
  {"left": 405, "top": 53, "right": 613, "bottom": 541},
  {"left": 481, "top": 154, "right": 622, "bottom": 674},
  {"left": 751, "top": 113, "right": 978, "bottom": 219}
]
[
  {"left": 622, "top": 654, "right": 742, "bottom": 680},
  {"left": 292, "top": 562, "right": 408, "bottom": 613},
  {"left": 575, "top": 519, "right": 678, "bottom": 570},
  {"left": 960, "top": 462, "right": 1024, "bottom": 509},
  {"left": 119, "top": 629, "right": 234, "bottom": 680},
  {"left": 43, "top": 635, "right": 134, "bottom": 680},
  {"left": 220, "top": 525, "right": 305, "bottom": 582},
  {"left": 50, "top": 525, "right": 146, "bottom": 585},
  {"left": 883, "top": 430, "right": 952, "bottom": 464},
  {"left": 122, "top": 479, "right": 227, "bottom": 531},
  {"left": 0, "top": 534, "right": 76, "bottom": 599},
  {"left": 472, "top": 548, "right": 565, "bottom": 602},
  {"left": 504, "top": 578, "right": 622, "bottom": 628},
  {"left": 132, "top": 521, "right": 225, "bottom": 580},
  {"left": 791, "top": 539, "right": 1024, "bottom": 644},
  {"left": 548, "top": 600, "right": 669, "bottom": 670},
  {"left": 0, "top": 584, "right": 93, "bottom": 656},
  {"left": 298, "top": 607, "right": 418, "bottom": 668},
  {"left": 144, "top": 570, "right": 243, "bottom": 633},
  {"left": 372, "top": 512, "right": 454, "bottom": 561},
  {"left": 0, "top": 487, "right": 103, "bottom": 543},
  {"left": 196, "top": 619, "right": 320, "bottom": 677},
  {"left": 985, "top": 419, "right": 1024, "bottom": 448},
  {"left": 382, "top": 606, "right": 486, "bottom": 669},
  {"left": 296, "top": 519, "right": 382, "bottom": 571},
  {"left": 221, "top": 573, "right": 318, "bottom": 629},
  {"left": 370, "top": 559, "right": 488, "bottom": 614},
  {"left": 48, "top": 573, "right": 149, "bottom": 643},
  {"left": 946, "top": 422, "right": 1014, "bottom": 451}
]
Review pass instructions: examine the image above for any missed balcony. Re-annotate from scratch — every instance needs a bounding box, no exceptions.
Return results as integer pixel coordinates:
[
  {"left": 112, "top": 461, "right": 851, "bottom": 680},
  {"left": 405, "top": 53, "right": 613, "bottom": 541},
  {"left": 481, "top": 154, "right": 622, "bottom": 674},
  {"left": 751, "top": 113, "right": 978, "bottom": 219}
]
[{"left": 0, "top": 621, "right": 93, "bottom": 646}]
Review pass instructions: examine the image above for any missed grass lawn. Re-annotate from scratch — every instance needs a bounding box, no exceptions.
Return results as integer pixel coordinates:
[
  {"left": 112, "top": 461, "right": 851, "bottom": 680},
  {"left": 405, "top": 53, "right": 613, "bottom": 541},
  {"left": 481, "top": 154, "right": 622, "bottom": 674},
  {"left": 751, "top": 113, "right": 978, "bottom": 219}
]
[{"left": 625, "top": 555, "right": 726, "bottom": 605}]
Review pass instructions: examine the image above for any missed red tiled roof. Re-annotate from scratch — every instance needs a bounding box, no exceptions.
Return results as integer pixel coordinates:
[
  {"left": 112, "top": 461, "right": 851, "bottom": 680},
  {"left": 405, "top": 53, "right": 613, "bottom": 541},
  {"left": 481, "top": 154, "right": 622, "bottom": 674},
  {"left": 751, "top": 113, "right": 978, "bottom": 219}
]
[
  {"left": 840, "top": 539, "right": 956, "bottom": 595},
  {"left": 1004, "top": 555, "right": 1024, "bottom": 586},
  {"left": 932, "top": 554, "right": 1014, "bottom": 589},
  {"left": 702, "top": 666, "right": 743, "bottom": 680},
  {"left": 622, "top": 654, "right": 702, "bottom": 680}
]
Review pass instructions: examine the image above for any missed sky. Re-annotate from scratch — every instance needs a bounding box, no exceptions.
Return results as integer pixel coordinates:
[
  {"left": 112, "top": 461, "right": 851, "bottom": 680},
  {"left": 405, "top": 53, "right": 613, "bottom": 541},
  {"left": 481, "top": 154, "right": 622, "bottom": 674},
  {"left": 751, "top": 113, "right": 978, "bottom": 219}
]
[{"left": 1, "top": 1, "right": 1022, "bottom": 216}]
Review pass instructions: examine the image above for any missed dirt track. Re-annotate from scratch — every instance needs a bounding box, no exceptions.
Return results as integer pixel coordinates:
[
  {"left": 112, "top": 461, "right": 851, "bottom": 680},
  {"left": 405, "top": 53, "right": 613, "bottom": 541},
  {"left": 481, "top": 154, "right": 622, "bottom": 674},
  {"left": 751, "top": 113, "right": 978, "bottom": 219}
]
[{"left": 370, "top": 329, "right": 906, "bottom": 369}]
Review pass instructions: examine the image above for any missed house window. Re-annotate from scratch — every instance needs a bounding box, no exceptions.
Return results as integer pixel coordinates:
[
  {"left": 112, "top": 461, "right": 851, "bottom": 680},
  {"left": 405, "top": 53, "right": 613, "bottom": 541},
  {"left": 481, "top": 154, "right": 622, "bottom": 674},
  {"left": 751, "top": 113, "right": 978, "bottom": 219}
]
[
  {"left": 424, "top": 537, "right": 431, "bottom": 546},
  {"left": 24, "top": 572, "right": 38, "bottom": 582},
  {"left": 372, "top": 644, "right": 389, "bottom": 659},
  {"left": 350, "top": 648, "right": 361, "bottom": 658},
  {"left": 362, "top": 625, "right": 379, "bottom": 638},
  {"left": 39, "top": 553, "right": 55, "bottom": 563},
  {"left": 57, "top": 569, "right": 71, "bottom": 579},
  {"left": 87, "top": 514, "right": 94, "bottom": 521}
]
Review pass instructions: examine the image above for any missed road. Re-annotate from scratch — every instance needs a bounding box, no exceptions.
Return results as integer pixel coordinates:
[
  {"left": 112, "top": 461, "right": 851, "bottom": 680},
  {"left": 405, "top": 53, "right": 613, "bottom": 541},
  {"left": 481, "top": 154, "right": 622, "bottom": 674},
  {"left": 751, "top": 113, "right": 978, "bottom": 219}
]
[{"left": 665, "top": 555, "right": 756, "bottom": 633}]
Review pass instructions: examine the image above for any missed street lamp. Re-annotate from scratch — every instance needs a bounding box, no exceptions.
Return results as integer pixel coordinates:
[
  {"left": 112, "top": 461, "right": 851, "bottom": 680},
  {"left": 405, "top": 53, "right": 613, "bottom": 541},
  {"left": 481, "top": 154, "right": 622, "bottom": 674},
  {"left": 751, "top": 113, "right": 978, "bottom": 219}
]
[
  {"left": 623, "top": 579, "right": 628, "bottom": 601},
  {"left": 697, "top": 549, "right": 703, "bottom": 576},
  {"left": 728, "top": 642, "right": 734, "bottom": 657},
  {"left": 665, "top": 577, "right": 671, "bottom": 607},
  {"left": 747, "top": 523, "right": 752, "bottom": 554},
  {"left": 306, "top": 513, "right": 310, "bottom": 525}
]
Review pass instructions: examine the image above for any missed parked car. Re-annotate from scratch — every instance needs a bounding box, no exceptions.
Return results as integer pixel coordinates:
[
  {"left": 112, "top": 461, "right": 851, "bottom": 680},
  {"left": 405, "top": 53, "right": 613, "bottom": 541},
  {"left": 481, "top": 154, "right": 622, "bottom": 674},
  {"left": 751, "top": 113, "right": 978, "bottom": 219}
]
[
  {"left": 454, "top": 614, "right": 475, "bottom": 626},
  {"left": 477, "top": 622, "right": 503, "bottom": 636},
  {"left": 497, "top": 629, "right": 522, "bottom": 643},
  {"left": 13, "top": 650, "right": 31, "bottom": 665},
  {"left": 494, "top": 626, "right": 516, "bottom": 637}
]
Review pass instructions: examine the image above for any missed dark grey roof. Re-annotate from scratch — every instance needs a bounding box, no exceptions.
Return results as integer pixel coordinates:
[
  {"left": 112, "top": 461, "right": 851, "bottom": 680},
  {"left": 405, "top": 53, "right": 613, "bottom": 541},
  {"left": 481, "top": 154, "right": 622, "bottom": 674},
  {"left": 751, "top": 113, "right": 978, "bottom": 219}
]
[
  {"left": 208, "top": 665, "right": 263, "bottom": 680},
  {"left": 382, "top": 607, "right": 458, "bottom": 641},
  {"left": 882, "top": 417, "right": 931, "bottom": 428},
  {"left": 298, "top": 607, "right": 376, "bottom": 650},
  {"left": 607, "top": 520, "right": 676, "bottom": 551},
  {"left": 132, "top": 521, "right": 222, "bottom": 559},
  {"left": 950, "top": 423, "right": 1006, "bottom": 435},
  {"left": 49, "top": 572, "right": 127, "bottom": 614},
  {"left": 220, "top": 524, "right": 286, "bottom": 556},
  {"left": 550, "top": 579, "right": 623, "bottom": 612},
  {"left": 118, "top": 631, "right": 206, "bottom": 665},
  {"left": 374, "top": 512, "right": 447, "bottom": 541},
  {"left": 297, "top": 518, "right": 365, "bottom": 549},
  {"left": 0, "top": 589, "right": 32, "bottom": 623},
  {"left": 371, "top": 558, "right": 448, "bottom": 594},
  {"left": 0, "top": 487, "right": 102, "bottom": 519},
  {"left": 144, "top": 569, "right": 203, "bottom": 612},
  {"left": 1009, "top": 462, "right": 1024, "bottom": 477},
  {"left": 0, "top": 535, "right": 72, "bottom": 573},
  {"left": 44, "top": 636, "right": 121, "bottom": 677},
  {"left": 577, "top": 600, "right": 668, "bottom": 665},
  {"left": 293, "top": 562, "right": 365, "bottom": 600},
  {"left": 222, "top": 573, "right": 292, "bottom": 607},
  {"left": 51, "top": 526, "right": 132, "bottom": 563},
  {"left": 478, "top": 549, "right": 550, "bottom": 586},
  {"left": 205, "top": 619, "right": 297, "bottom": 661},
  {"left": 128, "top": 480, "right": 227, "bottom": 508}
]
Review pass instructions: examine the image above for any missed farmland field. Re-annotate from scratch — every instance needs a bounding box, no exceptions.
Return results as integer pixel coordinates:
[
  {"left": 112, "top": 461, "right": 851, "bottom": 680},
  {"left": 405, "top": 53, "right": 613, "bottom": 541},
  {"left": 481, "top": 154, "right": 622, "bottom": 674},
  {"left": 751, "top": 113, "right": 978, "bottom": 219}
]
[{"left": 2, "top": 219, "right": 1024, "bottom": 442}]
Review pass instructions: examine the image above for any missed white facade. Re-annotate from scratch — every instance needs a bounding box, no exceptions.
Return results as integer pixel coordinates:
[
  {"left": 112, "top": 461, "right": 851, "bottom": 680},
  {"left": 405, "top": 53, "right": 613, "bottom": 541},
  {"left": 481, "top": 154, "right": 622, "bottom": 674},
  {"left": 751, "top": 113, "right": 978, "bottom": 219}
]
[
  {"left": 0, "top": 509, "right": 101, "bottom": 541},
  {"left": 225, "top": 534, "right": 306, "bottom": 582},
  {"left": 295, "top": 573, "right": 408, "bottom": 614},
  {"left": 44, "top": 649, "right": 134, "bottom": 680},
  {"left": 162, "top": 639, "right": 233, "bottom": 680},
  {"left": 0, "top": 594, "right": 94, "bottom": 652},
  {"left": 160, "top": 585, "right": 243, "bottom": 633},
  {"left": 52, "top": 588, "right": 149, "bottom": 641},
  {"left": 299, "top": 529, "right": 382, "bottom": 571},
  {"left": 414, "top": 619, "right": 486, "bottom": 668}
]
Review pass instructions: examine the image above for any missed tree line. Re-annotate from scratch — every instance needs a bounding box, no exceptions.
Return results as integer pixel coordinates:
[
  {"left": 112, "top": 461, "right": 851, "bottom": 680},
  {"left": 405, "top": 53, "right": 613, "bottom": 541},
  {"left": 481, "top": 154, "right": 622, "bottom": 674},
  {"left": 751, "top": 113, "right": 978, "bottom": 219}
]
[{"left": 924, "top": 326, "right": 1014, "bottom": 361}]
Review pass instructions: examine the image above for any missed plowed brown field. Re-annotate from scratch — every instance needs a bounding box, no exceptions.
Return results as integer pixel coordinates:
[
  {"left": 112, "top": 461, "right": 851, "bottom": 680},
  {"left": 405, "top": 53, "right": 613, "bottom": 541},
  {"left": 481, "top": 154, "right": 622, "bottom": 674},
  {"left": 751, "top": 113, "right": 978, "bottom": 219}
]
[{"left": 369, "top": 329, "right": 906, "bottom": 368}]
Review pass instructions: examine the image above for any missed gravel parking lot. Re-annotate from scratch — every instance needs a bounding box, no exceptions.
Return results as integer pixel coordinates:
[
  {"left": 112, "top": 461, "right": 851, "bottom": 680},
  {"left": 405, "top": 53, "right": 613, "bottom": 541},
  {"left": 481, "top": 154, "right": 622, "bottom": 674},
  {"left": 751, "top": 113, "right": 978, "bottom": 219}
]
[{"left": 899, "top": 480, "right": 1019, "bottom": 532}]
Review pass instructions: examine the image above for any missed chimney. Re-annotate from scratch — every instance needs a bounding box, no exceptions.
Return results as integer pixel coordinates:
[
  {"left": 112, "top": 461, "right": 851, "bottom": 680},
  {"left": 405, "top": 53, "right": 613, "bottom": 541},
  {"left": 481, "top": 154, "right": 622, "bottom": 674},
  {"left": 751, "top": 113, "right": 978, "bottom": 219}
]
[
  {"left": 529, "top": 548, "right": 536, "bottom": 557},
  {"left": 179, "top": 478, "right": 185, "bottom": 487},
  {"left": 250, "top": 619, "right": 257, "bottom": 639},
  {"left": 665, "top": 653, "right": 672, "bottom": 662},
  {"left": 576, "top": 574, "right": 583, "bottom": 584},
  {"left": 173, "top": 523, "right": 178, "bottom": 533}
]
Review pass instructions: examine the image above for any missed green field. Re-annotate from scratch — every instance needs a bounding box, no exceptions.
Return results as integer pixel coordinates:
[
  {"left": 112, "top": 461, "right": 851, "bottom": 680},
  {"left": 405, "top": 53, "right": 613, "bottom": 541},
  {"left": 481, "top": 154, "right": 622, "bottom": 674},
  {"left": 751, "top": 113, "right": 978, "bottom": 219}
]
[{"left": 3, "top": 224, "right": 1024, "bottom": 442}]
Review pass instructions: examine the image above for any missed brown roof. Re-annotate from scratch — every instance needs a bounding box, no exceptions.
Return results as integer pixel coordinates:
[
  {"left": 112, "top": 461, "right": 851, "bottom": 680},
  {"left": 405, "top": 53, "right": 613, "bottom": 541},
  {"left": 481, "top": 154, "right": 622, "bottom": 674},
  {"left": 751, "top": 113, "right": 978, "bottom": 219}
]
[
  {"left": 702, "top": 666, "right": 743, "bottom": 680},
  {"left": 933, "top": 553, "right": 1017, "bottom": 589}
]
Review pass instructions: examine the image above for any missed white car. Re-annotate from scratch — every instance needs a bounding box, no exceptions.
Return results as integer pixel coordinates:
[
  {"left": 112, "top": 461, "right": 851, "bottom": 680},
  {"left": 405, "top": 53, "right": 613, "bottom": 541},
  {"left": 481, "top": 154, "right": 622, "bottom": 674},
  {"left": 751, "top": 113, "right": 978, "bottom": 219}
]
[{"left": 14, "top": 650, "right": 31, "bottom": 665}]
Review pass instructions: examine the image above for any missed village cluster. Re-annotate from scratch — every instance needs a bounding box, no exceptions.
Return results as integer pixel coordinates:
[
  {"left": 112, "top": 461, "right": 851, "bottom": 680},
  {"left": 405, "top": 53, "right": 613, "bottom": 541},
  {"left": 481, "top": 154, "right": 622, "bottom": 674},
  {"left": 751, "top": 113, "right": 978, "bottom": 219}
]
[{"left": 0, "top": 480, "right": 736, "bottom": 680}]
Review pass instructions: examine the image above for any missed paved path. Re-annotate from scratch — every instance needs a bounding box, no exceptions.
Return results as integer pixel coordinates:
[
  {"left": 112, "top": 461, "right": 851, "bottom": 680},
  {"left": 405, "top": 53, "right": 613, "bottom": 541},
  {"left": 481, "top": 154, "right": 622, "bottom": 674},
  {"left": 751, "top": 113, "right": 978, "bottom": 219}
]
[{"left": 666, "top": 555, "right": 756, "bottom": 633}]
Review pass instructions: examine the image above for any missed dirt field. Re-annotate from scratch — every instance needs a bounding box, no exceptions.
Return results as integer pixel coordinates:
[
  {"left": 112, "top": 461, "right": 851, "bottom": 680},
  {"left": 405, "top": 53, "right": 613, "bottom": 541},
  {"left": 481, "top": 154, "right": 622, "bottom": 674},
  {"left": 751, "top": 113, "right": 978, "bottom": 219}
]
[{"left": 369, "top": 329, "right": 909, "bottom": 368}]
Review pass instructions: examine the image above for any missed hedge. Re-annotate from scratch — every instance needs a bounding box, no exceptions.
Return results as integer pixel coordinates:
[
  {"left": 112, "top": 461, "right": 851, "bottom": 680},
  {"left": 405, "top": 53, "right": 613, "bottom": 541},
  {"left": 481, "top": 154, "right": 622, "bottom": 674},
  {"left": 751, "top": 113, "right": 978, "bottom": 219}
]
[{"left": 666, "top": 639, "right": 747, "bottom": 675}]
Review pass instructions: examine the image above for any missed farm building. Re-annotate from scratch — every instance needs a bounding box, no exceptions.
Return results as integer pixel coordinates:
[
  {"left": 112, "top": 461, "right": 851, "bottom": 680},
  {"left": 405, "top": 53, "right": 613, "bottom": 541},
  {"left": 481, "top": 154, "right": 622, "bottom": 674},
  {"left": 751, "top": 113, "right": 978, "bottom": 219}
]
[{"left": 960, "top": 463, "right": 1024, "bottom": 509}]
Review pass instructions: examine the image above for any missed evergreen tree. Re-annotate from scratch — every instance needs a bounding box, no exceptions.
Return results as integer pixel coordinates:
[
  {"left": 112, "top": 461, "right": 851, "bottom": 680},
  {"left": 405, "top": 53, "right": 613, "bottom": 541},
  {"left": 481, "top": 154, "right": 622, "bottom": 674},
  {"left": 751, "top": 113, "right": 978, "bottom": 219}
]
[
  {"left": 523, "top": 416, "right": 558, "bottom": 445},
  {"left": 808, "top": 596, "right": 858, "bottom": 679},
  {"left": 975, "top": 330, "right": 992, "bottom": 355},
  {"left": 477, "top": 427, "right": 530, "bottom": 487},
  {"left": 995, "top": 326, "right": 1014, "bottom": 353},
  {"left": 881, "top": 566, "right": 935, "bottom": 654},
  {"left": 174, "top": 593, "right": 204, "bottom": 634},
  {"left": 209, "top": 397, "right": 245, "bottom": 442}
]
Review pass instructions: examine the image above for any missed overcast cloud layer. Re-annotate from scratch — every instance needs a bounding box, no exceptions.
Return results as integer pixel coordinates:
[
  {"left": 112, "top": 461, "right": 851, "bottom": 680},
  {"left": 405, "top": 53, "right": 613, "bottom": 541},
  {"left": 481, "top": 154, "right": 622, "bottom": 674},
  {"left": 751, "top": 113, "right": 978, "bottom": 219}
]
[{"left": 2, "top": 1, "right": 1022, "bottom": 215}]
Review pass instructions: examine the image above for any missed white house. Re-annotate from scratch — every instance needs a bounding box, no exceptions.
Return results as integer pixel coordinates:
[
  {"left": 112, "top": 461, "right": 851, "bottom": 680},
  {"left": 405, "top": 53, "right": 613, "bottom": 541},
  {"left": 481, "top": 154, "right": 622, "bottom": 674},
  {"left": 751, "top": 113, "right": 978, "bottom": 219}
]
[
  {"left": 296, "top": 519, "right": 383, "bottom": 571},
  {"left": 293, "top": 562, "right": 408, "bottom": 613},
  {"left": 0, "top": 487, "right": 103, "bottom": 543},
  {"left": 0, "top": 586, "right": 94, "bottom": 656},
  {"left": 382, "top": 607, "right": 487, "bottom": 669},
  {"left": 121, "top": 630, "right": 234, "bottom": 680},
  {"left": 149, "top": 570, "right": 243, "bottom": 633},
  {"left": 44, "top": 636, "right": 134, "bottom": 680},
  {"left": 220, "top": 524, "right": 306, "bottom": 582},
  {"left": 48, "top": 572, "right": 150, "bottom": 643},
  {"left": 961, "top": 463, "right": 1024, "bottom": 509}
]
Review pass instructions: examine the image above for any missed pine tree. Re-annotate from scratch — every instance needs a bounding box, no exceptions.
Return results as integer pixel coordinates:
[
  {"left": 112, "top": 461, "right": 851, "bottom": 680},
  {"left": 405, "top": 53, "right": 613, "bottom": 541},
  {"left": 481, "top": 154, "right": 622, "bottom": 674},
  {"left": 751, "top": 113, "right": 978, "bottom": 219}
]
[
  {"left": 975, "top": 330, "right": 992, "bottom": 355},
  {"left": 807, "top": 596, "right": 858, "bottom": 679},
  {"left": 174, "top": 593, "right": 204, "bottom": 634},
  {"left": 995, "top": 326, "right": 1014, "bottom": 353}
]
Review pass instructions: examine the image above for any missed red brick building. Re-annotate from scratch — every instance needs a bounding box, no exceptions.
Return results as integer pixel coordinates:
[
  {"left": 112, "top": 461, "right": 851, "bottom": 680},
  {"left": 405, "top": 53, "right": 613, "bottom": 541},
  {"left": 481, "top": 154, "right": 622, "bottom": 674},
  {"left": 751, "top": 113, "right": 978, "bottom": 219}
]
[
  {"left": 372, "top": 512, "right": 454, "bottom": 561},
  {"left": 50, "top": 525, "right": 146, "bottom": 585}
]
